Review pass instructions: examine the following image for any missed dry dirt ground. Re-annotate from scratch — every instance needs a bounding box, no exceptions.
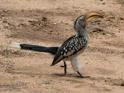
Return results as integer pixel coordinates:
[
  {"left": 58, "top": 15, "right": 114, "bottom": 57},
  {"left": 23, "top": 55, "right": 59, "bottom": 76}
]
[{"left": 0, "top": 0, "right": 124, "bottom": 93}]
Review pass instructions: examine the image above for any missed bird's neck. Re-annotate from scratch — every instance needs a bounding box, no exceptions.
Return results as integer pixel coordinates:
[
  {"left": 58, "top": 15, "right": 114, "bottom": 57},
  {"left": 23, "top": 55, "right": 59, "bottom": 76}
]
[{"left": 76, "top": 24, "right": 88, "bottom": 40}]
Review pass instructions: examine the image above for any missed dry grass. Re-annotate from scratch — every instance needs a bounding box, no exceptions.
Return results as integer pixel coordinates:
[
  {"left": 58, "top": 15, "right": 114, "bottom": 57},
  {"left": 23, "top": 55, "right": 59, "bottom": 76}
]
[{"left": 0, "top": 45, "right": 31, "bottom": 58}]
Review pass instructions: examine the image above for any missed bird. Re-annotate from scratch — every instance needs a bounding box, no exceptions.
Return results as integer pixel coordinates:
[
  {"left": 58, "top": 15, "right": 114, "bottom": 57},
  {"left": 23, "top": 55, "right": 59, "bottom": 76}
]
[
  {"left": 51, "top": 12, "right": 103, "bottom": 78},
  {"left": 10, "top": 11, "right": 103, "bottom": 78}
]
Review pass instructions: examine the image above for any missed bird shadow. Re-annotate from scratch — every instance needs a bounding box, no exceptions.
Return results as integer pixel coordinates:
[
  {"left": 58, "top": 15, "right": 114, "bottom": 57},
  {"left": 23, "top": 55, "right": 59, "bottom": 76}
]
[{"left": 51, "top": 73, "right": 90, "bottom": 79}]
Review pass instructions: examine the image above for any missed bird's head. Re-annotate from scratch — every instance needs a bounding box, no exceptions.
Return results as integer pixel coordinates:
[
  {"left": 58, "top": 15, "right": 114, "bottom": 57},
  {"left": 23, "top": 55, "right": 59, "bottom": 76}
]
[{"left": 74, "top": 11, "right": 104, "bottom": 30}]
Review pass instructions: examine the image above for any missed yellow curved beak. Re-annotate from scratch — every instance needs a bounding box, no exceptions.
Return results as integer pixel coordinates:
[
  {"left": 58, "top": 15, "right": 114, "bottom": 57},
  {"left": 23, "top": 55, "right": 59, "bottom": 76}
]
[{"left": 85, "top": 11, "right": 104, "bottom": 22}]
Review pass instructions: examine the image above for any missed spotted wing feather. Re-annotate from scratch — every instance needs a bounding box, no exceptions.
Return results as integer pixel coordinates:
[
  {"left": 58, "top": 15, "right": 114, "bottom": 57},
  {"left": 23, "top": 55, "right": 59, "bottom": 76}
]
[{"left": 51, "top": 35, "right": 87, "bottom": 66}]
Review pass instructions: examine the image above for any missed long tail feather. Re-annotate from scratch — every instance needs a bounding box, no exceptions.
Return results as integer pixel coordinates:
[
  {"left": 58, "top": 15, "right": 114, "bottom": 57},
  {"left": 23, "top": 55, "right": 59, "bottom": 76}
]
[{"left": 20, "top": 44, "right": 58, "bottom": 55}]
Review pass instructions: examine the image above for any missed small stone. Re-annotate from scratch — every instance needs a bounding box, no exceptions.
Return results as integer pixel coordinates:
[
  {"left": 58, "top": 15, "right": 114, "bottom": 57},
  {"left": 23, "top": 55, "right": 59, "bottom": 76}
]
[{"left": 102, "top": 2, "right": 106, "bottom": 5}]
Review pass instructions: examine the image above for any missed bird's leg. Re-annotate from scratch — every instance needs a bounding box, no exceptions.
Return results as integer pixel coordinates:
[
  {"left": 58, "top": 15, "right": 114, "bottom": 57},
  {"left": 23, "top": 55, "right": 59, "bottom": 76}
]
[
  {"left": 63, "top": 61, "right": 67, "bottom": 75},
  {"left": 71, "top": 56, "right": 84, "bottom": 78}
]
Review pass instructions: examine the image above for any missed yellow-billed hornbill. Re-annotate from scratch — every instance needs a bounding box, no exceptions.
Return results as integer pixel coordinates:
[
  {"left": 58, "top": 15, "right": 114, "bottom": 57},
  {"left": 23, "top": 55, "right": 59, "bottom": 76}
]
[{"left": 15, "top": 12, "right": 103, "bottom": 78}]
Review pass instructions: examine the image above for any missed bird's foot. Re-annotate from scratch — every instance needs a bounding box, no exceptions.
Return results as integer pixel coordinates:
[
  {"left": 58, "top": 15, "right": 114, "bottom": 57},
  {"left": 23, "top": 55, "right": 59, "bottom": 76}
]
[
  {"left": 60, "top": 65, "right": 64, "bottom": 67},
  {"left": 77, "top": 71, "right": 84, "bottom": 78}
]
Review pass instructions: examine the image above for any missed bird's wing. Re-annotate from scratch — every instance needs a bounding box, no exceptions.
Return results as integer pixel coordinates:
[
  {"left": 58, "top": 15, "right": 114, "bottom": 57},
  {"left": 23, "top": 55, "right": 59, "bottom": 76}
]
[{"left": 51, "top": 35, "right": 87, "bottom": 66}]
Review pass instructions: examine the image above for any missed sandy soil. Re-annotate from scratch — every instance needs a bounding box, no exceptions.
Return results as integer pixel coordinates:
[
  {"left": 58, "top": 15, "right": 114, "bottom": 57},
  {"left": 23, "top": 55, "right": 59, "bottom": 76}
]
[{"left": 0, "top": 0, "right": 124, "bottom": 93}]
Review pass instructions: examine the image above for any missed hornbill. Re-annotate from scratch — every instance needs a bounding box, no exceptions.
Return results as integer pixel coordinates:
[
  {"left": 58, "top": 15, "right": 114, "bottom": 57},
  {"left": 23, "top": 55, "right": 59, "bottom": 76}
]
[{"left": 14, "top": 12, "right": 103, "bottom": 78}]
